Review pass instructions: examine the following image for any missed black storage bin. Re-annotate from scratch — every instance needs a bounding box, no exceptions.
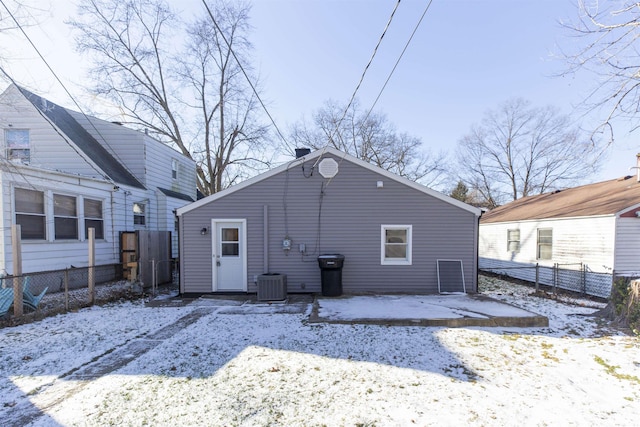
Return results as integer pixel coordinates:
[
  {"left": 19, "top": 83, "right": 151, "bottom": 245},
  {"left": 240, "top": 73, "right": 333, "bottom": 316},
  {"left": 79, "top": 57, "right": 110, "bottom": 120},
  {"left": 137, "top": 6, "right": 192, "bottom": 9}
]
[{"left": 318, "top": 254, "right": 345, "bottom": 296}]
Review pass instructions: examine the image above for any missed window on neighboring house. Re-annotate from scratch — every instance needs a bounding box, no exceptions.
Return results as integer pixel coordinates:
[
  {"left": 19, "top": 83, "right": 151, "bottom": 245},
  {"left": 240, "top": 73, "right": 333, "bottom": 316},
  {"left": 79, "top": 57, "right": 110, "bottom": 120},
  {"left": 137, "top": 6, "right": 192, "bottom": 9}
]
[
  {"left": 171, "top": 159, "right": 178, "bottom": 180},
  {"left": 133, "top": 202, "right": 146, "bottom": 226},
  {"left": 5, "top": 129, "right": 30, "bottom": 164},
  {"left": 381, "top": 225, "right": 412, "bottom": 265},
  {"left": 507, "top": 229, "right": 520, "bottom": 252},
  {"left": 84, "top": 198, "right": 104, "bottom": 239},
  {"left": 15, "top": 188, "right": 45, "bottom": 240},
  {"left": 54, "top": 194, "right": 78, "bottom": 240},
  {"left": 537, "top": 228, "right": 552, "bottom": 260}
]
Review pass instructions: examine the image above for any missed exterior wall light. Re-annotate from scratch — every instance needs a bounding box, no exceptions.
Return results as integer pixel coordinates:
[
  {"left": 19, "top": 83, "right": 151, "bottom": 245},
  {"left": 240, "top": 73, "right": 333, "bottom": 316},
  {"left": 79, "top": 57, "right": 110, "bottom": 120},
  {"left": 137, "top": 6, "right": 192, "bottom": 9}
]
[{"left": 200, "top": 227, "right": 208, "bottom": 235}]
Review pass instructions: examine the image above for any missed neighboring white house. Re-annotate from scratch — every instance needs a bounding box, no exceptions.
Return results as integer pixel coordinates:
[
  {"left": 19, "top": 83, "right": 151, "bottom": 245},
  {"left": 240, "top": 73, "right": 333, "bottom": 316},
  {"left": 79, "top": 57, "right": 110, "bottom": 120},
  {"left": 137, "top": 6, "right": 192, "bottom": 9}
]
[
  {"left": 479, "top": 168, "right": 640, "bottom": 298},
  {"left": 0, "top": 84, "right": 196, "bottom": 275}
]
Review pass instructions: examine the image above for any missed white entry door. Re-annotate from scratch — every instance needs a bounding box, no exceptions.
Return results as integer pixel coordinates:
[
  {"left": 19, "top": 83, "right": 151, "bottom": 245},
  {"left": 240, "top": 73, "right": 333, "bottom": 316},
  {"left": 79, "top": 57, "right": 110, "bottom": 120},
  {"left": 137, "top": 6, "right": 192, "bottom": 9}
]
[{"left": 212, "top": 220, "right": 247, "bottom": 292}]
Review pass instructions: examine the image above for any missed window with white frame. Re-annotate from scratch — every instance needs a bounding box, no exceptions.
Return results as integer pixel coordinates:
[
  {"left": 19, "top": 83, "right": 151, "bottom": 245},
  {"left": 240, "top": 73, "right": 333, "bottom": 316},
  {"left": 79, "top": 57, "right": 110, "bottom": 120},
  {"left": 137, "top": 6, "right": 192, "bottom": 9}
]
[
  {"left": 537, "top": 228, "right": 552, "bottom": 260},
  {"left": 133, "top": 202, "right": 146, "bottom": 226},
  {"left": 15, "top": 188, "right": 45, "bottom": 240},
  {"left": 171, "top": 159, "right": 178, "bottom": 180},
  {"left": 84, "top": 198, "right": 104, "bottom": 239},
  {"left": 381, "top": 225, "right": 412, "bottom": 265},
  {"left": 507, "top": 229, "right": 520, "bottom": 252},
  {"left": 5, "top": 129, "right": 30, "bottom": 164},
  {"left": 54, "top": 194, "right": 78, "bottom": 240}
]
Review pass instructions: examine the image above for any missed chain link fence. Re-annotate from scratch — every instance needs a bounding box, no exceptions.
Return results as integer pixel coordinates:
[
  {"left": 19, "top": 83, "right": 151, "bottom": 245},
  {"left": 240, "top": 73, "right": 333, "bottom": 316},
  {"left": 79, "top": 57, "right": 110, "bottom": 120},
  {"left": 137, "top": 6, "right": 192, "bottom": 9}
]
[
  {"left": 1, "top": 260, "right": 179, "bottom": 326},
  {"left": 479, "top": 258, "right": 613, "bottom": 299}
]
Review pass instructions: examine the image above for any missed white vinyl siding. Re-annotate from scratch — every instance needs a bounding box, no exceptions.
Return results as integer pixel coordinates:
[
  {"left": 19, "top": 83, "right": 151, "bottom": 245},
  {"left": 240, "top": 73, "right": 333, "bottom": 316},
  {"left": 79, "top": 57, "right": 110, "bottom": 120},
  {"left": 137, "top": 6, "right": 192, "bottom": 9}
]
[
  {"left": 480, "top": 216, "right": 615, "bottom": 272},
  {"left": 381, "top": 225, "right": 412, "bottom": 265},
  {"left": 614, "top": 217, "right": 640, "bottom": 273}
]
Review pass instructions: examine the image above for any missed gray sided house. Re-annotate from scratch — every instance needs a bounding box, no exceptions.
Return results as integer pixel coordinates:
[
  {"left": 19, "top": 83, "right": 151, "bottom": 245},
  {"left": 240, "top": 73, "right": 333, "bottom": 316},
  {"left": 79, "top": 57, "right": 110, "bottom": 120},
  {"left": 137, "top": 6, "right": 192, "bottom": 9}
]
[{"left": 177, "top": 148, "right": 481, "bottom": 295}]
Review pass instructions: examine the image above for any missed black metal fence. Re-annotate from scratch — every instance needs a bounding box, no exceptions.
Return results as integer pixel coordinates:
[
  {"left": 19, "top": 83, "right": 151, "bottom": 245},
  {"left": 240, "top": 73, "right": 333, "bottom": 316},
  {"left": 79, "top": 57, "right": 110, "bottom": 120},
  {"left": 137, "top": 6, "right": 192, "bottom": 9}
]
[{"left": 479, "top": 259, "right": 613, "bottom": 299}]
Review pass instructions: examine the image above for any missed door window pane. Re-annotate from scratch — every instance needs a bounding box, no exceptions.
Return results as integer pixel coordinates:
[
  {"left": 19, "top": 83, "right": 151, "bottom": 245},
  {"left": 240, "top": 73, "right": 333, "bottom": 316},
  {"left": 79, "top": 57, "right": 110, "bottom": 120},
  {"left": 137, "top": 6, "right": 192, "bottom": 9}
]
[
  {"left": 222, "top": 228, "right": 238, "bottom": 242},
  {"left": 221, "top": 243, "right": 239, "bottom": 256},
  {"left": 221, "top": 228, "right": 239, "bottom": 256}
]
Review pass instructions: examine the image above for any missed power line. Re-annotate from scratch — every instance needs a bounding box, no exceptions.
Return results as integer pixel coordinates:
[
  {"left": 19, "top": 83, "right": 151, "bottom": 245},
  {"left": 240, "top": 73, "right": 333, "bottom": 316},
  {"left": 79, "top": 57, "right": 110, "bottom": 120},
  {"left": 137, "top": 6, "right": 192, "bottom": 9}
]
[
  {"left": 325, "top": 0, "right": 435, "bottom": 188},
  {"left": 0, "top": 0, "right": 139, "bottom": 186},
  {"left": 0, "top": 65, "right": 111, "bottom": 182},
  {"left": 313, "top": 0, "right": 402, "bottom": 167},
  {"left": 201, "top": 0, "right": 289, "bottom": 148},
  {"left": 364, "top": 0, "right": 434, "bottom": 125}
]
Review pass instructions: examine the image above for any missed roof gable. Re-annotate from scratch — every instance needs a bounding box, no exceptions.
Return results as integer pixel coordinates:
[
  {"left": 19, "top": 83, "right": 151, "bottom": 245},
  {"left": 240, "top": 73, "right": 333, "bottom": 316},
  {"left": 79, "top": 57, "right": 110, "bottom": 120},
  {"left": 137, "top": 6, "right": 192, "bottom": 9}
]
[
  {"left": 177, "top": 147, "right": 481, "bottom": 216},
  {"left": 17, "top": 86, "right": 145, "bottom": 189},
  {"left": 481, "top": 176, "right": 640, "bottom": 224}
]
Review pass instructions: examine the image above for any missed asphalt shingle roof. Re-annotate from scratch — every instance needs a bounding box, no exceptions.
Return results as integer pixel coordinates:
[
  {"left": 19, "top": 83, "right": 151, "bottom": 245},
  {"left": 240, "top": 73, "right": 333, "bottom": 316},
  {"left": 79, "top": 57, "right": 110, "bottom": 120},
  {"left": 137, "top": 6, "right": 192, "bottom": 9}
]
[
  {"left": 18, "top": 86, "right": 145, "bottom": 189},
  {"left": 480, "top": 175, "right": 640, "bottom": 224}
]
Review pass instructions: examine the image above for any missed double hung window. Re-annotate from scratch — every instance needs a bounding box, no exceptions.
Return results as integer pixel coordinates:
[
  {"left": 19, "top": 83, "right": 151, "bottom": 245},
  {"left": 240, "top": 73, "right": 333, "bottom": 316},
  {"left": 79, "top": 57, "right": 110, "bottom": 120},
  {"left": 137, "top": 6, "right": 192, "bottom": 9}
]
[
  {"left": 5, "top": 129, "right": 30, "bottom": 164},
  {"left": 381, "top": 225, "right": 412, "bottom": 265},
  {"left": 537, "top": 228, "right": 552, "bottom": 260}
]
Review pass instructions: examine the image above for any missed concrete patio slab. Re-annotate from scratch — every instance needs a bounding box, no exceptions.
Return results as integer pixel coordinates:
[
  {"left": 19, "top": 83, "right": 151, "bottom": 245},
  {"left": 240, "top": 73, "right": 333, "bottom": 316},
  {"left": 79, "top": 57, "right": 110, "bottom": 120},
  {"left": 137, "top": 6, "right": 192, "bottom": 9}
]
[{"left": 310, "top": 294, "right": 549, "bottom": 327}]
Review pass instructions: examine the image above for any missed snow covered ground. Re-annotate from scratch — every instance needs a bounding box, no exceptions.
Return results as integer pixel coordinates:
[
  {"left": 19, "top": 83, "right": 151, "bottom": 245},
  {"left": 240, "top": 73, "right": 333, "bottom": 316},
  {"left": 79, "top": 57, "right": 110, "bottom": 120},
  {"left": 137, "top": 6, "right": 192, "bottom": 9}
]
[{"left": 0, "top": 276, "right": 638, "bottom": 426}]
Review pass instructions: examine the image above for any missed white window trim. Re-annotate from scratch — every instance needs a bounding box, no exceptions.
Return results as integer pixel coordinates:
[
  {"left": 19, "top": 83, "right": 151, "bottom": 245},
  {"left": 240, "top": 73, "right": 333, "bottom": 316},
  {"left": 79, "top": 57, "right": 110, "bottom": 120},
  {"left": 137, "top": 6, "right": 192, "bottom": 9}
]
[{"left": 380, "top": 224, "right": 412, "bottom": 266}]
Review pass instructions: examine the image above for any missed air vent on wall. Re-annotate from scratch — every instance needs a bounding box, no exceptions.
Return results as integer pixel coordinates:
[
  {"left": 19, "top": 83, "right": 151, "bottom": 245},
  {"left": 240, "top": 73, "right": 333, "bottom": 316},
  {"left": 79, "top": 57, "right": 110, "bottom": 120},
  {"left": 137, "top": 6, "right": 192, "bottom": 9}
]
[{"left": 318, "top": 158, "right": 339, "bottom": 179}]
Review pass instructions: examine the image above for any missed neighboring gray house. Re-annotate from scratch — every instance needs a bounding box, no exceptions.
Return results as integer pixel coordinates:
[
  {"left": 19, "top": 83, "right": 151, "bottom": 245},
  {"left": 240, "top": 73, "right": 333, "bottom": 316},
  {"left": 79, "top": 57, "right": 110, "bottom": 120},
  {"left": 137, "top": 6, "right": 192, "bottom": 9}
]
[
  {"left": 0, "top": 84, "right": 196, "bottom": 275},
  {"left": 176, "top": 147, "right": 481, "bottom": 295}
]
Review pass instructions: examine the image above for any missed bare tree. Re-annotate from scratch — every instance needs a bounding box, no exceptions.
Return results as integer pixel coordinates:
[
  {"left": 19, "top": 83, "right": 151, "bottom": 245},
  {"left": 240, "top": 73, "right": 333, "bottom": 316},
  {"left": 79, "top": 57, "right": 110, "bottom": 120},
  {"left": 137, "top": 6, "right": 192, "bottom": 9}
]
[
  {"left": 290, "top": 99, "right": 448, "bottom": 188},
  {"left": 0, "top": 0, "right": 48, "bottom": 82},
  {"left": 68, "top": 0, "right": 269, "bottom": 195},
  {"left": 561, "top": 1, "right": 640, "bottom": 138},
  {"left": 456, "top": 98, "right": 601, "bottom": 208}
]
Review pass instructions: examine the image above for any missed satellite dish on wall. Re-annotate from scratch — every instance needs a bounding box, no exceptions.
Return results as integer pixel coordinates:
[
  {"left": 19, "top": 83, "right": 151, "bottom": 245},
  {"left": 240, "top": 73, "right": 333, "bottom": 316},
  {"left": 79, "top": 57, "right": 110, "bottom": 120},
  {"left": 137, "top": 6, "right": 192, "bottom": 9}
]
[{"left": 318, "top": 158, "right": 339, "bottom": 179}]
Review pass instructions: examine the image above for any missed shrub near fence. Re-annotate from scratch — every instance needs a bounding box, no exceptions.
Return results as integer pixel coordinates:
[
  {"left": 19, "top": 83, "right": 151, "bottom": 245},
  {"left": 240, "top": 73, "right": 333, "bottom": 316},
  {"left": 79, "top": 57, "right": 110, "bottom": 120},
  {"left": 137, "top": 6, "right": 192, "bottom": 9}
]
[{"left": 479, "top": 258, "right": 613, "bottom": 299}]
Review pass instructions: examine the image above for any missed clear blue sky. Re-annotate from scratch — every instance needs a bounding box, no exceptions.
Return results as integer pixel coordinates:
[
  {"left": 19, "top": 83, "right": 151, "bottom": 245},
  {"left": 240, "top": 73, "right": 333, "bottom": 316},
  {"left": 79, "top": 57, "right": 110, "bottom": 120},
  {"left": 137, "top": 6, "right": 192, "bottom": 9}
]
[{"left": 2, "top": 0, "right": 638, "bottom": 183}]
